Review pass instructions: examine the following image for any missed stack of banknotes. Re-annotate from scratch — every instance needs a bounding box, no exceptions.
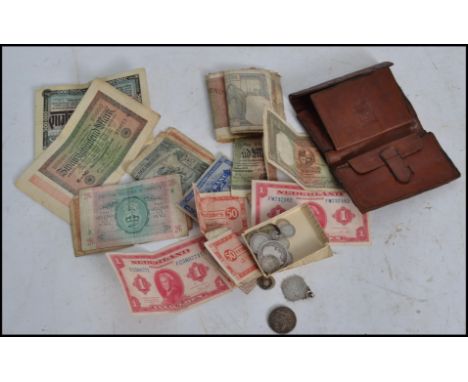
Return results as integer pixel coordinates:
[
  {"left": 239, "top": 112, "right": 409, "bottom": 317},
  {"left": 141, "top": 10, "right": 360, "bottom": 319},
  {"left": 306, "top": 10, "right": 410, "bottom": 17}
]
[{"left": 16, "top": 67, "right": 370, "bottom": 315}]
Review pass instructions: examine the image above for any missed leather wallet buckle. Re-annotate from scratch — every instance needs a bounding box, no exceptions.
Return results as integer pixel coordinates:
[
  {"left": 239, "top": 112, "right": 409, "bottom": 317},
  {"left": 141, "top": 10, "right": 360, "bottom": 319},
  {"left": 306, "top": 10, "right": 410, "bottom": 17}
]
[{"left": 379, "top": 147, "right": 413, "bottom": 184}]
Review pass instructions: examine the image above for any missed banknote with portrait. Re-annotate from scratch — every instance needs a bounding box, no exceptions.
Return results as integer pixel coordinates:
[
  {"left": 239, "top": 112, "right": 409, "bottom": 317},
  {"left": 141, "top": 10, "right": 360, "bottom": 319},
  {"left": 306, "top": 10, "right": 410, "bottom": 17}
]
[
  {"left": 207, "top": 68, "right": 285, "bottom": 140},
  {"left": 107, "top": 235, "right": 233, "bottom": 313},
  {"left": 251, "top": 180, "right": 370, "bottom": 244},
  {"left": 263, "top": 109, "right": 336, "bottom": 190}
]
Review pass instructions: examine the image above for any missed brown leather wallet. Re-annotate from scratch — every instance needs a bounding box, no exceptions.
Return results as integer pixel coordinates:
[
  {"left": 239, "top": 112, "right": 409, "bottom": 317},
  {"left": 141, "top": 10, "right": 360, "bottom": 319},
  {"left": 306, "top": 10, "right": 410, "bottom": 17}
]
[{"left": 289, "top": 62, "right": 460, "bottom": 213}]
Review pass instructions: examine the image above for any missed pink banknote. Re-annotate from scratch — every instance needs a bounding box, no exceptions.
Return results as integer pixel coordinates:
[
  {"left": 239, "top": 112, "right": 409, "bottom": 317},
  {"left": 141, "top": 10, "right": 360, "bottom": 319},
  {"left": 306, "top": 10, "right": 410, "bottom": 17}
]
[
  {"left": 204, "top": 229, "right": 261, "bottom": 286},
  {"left": 107, "top": 236, "right": 232, "bottom": 313},
  {"left": 194, "top": 188, "right": 249, "bottom": 235},
  {"left": 251, "top": 180, "right": 370, "bottom": 244}
]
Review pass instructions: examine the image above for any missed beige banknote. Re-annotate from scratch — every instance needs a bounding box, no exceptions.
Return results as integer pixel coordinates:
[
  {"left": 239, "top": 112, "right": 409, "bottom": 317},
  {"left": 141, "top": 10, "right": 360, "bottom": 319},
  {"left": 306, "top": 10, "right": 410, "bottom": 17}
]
[
  {"left": 125, "top": 127, "right": 215, "bottom": 194},
  {"left": 206, "top": 72, "right": 237, "bottom": 143},
  {"left": 231, "top": 137, "right": 267, "bottom": 197},
  {"left": 70, "top": 175, "right": 188, "bottom": 256},
  {"left": 107, "top": 235, "right": 233, "bottom": 313},
  {"left": 207, "top": 68, "right": 285, "bottom": 139},
  {"left": 263, "top": 109, "right": 336, "bottom": 190},
  {"left": 205, "top": 228, "right": 261, "bottom": 292},
  {"left": 265, "top": 162, "right": 278, "bottom": 181},
  {"left": 17, "top": 79, "right": 160, "bottom": 222},
  {"left": 35, "top": 68, "right": 150, "bottom": 156},
  {"left": 251, "top": 180, "right": 370, "bottom": 244}
]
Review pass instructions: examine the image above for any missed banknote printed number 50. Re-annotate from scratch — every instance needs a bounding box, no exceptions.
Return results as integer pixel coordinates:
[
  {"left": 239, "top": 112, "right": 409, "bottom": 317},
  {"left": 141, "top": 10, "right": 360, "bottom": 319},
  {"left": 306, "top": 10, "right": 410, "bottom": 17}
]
[{"left": 225, "top": 207, "right": 239, "bottom": 220}]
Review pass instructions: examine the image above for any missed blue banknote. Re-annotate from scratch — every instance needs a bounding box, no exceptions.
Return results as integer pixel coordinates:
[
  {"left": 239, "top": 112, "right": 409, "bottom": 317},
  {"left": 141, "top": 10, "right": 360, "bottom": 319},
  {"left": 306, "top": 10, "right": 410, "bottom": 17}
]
[{"left": 178, "top": 154, "right": 232, "bottom": 219}]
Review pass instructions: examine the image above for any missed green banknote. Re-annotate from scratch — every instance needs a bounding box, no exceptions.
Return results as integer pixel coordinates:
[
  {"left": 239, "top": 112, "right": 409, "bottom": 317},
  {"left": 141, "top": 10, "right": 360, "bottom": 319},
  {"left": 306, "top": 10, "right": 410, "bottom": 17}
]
[
  {"left": 71, "top": 174, "right": 188, "bottom": 256},
  {"left": 126, "top": 127, "right": 214, "bottom": 194},
  {"left": 231, "top": 137, "right": 267, "bottom": 196},
  {"left": 264, "top": 109, "right": 336, "bottom": 190},
  {"left": 35, "top": 68, "right": 150, "bottom": 156},
  {"left": 17, "top": 79, "right": 159, "bottom": 222}
]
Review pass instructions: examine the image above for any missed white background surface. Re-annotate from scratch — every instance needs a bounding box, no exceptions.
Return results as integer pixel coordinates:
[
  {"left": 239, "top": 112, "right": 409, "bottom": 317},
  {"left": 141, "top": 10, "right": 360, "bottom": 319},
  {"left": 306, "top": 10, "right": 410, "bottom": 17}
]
[{"left": 2, "top": 46, "right": 466, "bottom": 334}]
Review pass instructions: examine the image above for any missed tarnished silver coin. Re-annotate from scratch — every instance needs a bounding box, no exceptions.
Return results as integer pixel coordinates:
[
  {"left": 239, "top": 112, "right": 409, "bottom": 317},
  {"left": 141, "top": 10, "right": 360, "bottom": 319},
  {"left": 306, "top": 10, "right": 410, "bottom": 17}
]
[
  {"left": 270, "top": 229, "right": 282, "bottom": 240},
  {"left": 259, "top": 255, "right": 282, "bottom": 274},
  {"left": 258, "top": 224, "right": 276, "bottom": 234},
  {"left": 249, "top": 232, "right": 270, "bottom": 253},
  {"left": 281, "top": 275, "right": 314, "bottom": 301},
  {"left": 276, "top": 219, "right": 296, "bottom": 237},
  {"left": 268, "top": 306, "right": 297, "bottom": 334},
  {"left": 278, "top": 223, "right": 296, "bottom": 238},
  {"left": 283, "top": 251, "right": 294, "bottom": 266},
  {"left": 256, "top": 275, "right": 276, "bottom": 290},
  {"left": 258, "top": 240, "right": 289, "bottom": 265},
  {"left": 276, "top": 219, "right": 289, "bottom": 227},
  {"left": 278, "top": 237, "right": 290, "bottom": 249}
]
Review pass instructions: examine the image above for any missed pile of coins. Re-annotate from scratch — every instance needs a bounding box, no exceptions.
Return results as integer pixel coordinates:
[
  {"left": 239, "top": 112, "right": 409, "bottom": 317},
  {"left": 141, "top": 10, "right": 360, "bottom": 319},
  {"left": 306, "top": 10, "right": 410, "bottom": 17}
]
[
  {"left": 248, "top": 220, "right": 315, "bottom": 334},
  {"left": 258, "top": 274, "right": 315, "bottom": 334},
  {"left": 247, "top": 219, "right": 297, "bottom": 274}
]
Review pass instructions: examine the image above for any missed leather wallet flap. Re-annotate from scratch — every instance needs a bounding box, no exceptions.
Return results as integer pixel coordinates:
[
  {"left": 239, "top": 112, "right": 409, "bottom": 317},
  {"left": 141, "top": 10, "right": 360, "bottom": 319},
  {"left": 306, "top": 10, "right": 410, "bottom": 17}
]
[
  {"left": 347, "top": 133, "right": 424, "bottom": 175},
  {"left": 310, "top": 67, "right": 415, "bottom": 151}
]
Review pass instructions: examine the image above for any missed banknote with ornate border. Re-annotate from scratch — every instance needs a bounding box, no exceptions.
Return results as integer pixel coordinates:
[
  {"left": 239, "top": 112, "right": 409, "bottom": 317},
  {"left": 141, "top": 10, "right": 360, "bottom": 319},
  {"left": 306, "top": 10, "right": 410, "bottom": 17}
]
[
  {"left": 16, "top": 79, "right": 159, "bottom": 222},
  {"left": 194, "top": 188, "right": 250, "bottom": 235},
  {"left": 70, "top": 175, "right": 188, "bottom": 256},
  {"left": 206, "top": 68, "right": 285, "bottom": 141},
  {"left": 263, "top": 108, "right": 336, "bottom": 190},
  {"left": 125, "top": 127, "right": 215, "bottom": 194},
  {"left": 107, "top": 235, "right": 233, "bottom": 313},
  {"left": 231, "top": 136, "right": 267, "bottom": 196},
  {"left": 35, "top": 68, "right": 150, "bottom": 157},
  {"left": 251, "top": 180, "right": 370, "bottom": 244}
]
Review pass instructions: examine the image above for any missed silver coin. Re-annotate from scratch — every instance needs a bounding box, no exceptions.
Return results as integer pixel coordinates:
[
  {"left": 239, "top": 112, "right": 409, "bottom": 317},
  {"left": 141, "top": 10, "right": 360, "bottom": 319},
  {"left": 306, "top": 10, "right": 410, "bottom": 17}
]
[
  {"left": 279, "top": 223, "right": 296, "bottom": 238},
  {"left": 258, "top": 240, "right": 289, "bottom": 265},
  {"left": 248, "top": 232, "right": 271, "bottom": 253},
  {"left": 281, "top": 275, "right": 314, "bottom": 302},
  {"left": 258, "top": 224, "right": 280, "bottom": 238},
  {"left": 270, "top": 230, "right": 282, "bottom": 240},
  {"left": 256, "top": 275, "right": 276, "bottom": 290},
  {"left": 278, "top": 237, "right": 290, "bottom": 249},
  {"left": 275, "top": 219, "right": 290, "bottom": 227},
  {"left": 259, "top": 255, "right": 282, "bottom": 274},
  {"left": 283, "top": 251, "right": 294, "bottom": 266},
  {"left": 268, "top": 306, "right": 297, "bottom": 334}
]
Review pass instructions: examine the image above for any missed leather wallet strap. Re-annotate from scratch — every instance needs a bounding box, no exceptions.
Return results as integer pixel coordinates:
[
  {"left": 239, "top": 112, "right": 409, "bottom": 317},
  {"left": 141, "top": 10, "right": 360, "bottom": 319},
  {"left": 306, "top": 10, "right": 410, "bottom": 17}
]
[{"left": 379, "top": 147, "right": 413, "bottom": 184}]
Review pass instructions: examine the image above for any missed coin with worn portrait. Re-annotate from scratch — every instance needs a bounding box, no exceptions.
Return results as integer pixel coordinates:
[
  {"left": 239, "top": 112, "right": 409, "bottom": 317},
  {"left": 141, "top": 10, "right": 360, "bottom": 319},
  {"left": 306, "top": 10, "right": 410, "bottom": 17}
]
[
  {"left": 249, "top": 232, "right": 271, "bottom": 253},
  {"left": 268, "top": 306, "right": 297, "bottom": 334},
  {"left": 258, "top": 240, "right": 289, "bottom": 265},
  {"left": 258, "top": 254, "right": 282, "bottom": 274}
]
